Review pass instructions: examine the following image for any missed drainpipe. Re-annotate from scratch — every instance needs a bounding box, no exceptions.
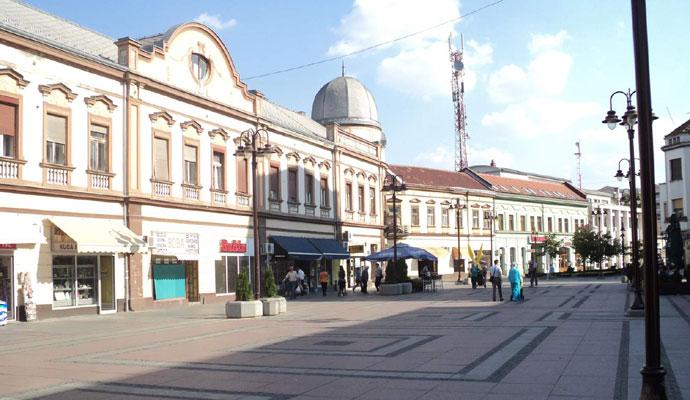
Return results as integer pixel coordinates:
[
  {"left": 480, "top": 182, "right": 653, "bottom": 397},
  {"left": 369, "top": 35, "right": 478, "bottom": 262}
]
[{"left": 122, "top": 73, "right": 130, "bottom": 312}]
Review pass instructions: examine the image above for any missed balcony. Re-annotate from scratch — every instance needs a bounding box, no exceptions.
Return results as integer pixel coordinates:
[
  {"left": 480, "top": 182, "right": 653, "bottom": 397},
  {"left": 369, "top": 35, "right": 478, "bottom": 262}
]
[
  {"left": 152, "top": 179, "right": 172, "bottom": 197},
  {"left": 0, "top": 157, "right": 24, "bottom": 180},
  {"left": 211, "top": 189, "right": 227, "bottom": 205},
  {"left": 320, "top": 206, "right": 331, "bottom": 218},
  {"left": 287, "top": 201, "right": 300, "bottom": 214},
  {"left": 344, "top": 210, "right": 354, "bottom": 221},
  {"left": 41, "top": 163, "right": 74, "bottom": 186},
  {"left": 357, "top": 212, "right": 366, "bottom": 223},
  {"left": 236, "top": 193, "right": 250, "bottom": 207},
  {"left": 87, "top": 170, "right": 113, "bottom": 190},
  {"left": 305, "top": 204, "right": 316, "bottom": 216},
  {"left": 269, "top": 197, "right": 282, "bottom": 212},
  {"left": 182, "top": 184, "right": 201, "bottom": 201}
]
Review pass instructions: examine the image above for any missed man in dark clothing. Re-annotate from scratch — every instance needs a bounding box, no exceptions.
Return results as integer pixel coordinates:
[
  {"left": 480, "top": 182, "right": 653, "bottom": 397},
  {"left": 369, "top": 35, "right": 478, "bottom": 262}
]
[
  {"left": 489, "top": 260, "right": 504, "bottom": 302},
  {"left": 360, "top": 267, "right": 369, "bottom": 294},
  {"left": 528, "top": 260, "right": 538, "bottom": 287}
]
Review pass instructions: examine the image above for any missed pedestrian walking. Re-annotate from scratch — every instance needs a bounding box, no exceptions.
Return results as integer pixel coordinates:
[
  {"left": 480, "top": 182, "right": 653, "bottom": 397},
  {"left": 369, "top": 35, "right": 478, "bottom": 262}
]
[
  {"left": 470, "top": 263, "right": 479, "bottom": 289},
  {"left": 374, "top": 263, "right": 383, "bottom": 292},
  {"left": 296, "top": 267, "right": 306, "bottom": 295},
  {"left": 481, "top": 265, "right": 488, "bottom": 288},
  {"left": 319, "top": 268, "right": 329, "bottom": 297},
  {"left": 283, "top": 266, "right": 298, "bottom": 300},
  {"left": 353, "top": 266, "right": 362, "bottom": 293},
  {"left": 337, "top": 266, "right": 347, "bottom": 296},
  {"left": 508, "top": 262, "right": 523, "bottom": 302},
  {"left": 548, "top": 264, "right": 555, "bottom": 280},
  {"left": 489, "top": 259, "right": 504, "bottom": 301},
  {"left": 360, "top": 266, "right": 369, "bottom": 294},
  {"left": 528, "top": 260, "right": 538, "bottom": 287}
]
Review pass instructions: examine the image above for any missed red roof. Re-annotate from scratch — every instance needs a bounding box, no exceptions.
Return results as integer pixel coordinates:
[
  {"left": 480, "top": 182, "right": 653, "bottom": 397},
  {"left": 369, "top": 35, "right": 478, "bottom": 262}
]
[
  {"left": 478, "top": 173, "right": 585, "bottom": 201},
  {"left": 389, "top": 165, "right": 487, "bottom": 191}
]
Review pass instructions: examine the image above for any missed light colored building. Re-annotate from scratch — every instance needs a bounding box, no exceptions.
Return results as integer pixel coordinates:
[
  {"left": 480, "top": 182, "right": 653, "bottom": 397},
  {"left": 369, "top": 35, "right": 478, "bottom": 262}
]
[{"left": 0, "top": 0, "right": 384, "bottom": 320}]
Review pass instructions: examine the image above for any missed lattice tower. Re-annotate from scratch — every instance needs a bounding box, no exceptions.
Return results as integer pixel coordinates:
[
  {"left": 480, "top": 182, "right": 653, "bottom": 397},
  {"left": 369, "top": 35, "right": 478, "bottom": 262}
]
[{"left": 449, "top": 34, "right": 468, "bottom": 171}]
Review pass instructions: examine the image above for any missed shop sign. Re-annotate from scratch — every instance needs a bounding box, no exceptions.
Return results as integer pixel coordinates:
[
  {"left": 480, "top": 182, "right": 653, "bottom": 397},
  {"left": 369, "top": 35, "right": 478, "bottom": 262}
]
[
  {"left": 219, "top": 239, "right": 247, "bottom": 254},
  {"left": 151, "top": 231, "right": 199, "bottom": 257},
  {"left": 52, "top": 227, "right": 77, "bottom": 252},
  {"left": 528, "top": 234, "right": 545, "bottom": 244},
  {"left": 0, "top": 244, "right": 16, "bottom": 249},
  {"left": 348, "top": 245, "right": 364, "bottom": 254}
]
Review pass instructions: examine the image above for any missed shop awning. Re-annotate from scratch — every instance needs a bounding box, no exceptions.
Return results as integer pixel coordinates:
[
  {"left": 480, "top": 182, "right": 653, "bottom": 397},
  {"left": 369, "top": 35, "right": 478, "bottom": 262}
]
[
  {"left": 270, "top": 236, "right": 322, "bottom": 261},
  {"left": 49, "top": 217, "right": 147, "bottom": 254},
  {"left": 426, "top": 247, "right": 450, "bottom": 260},
  {"left": 308, "top": 238, "right": 349, "bottom": 260},
  {"left": 0, "top": 218, "right": 45, "bottom": 245}
]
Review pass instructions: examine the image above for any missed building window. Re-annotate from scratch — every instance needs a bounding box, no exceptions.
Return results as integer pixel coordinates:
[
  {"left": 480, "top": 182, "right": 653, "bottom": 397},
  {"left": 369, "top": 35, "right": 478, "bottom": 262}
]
[
  {"left": 89, "top": 124, "right": 108, "bottom": 172},
  {"left": 427, "top": 206, "right": 435, "bottom": 227},
  {"left": 46, "top": 113, "right": 67, "bottom": 165},
  {"left": 558, "top": 218, "right": 563, "bottom": 233},
  {"left": 305, "top": 173, "right": 314, "bottom": 205},
  {"left": 564, "top": 219, "right": 569, "bottom": 233},
  {"left": 670, "top": 158, "right": 682, "bottom": 181},
  {"left": 369, "top": 187, "right": 376, "bottom": 215},
  {"left": 183, "top": 144, "right": 198, "bottom": 185},
  {"left": 153, "top": 136, "right": 169, "bottom": 180},
  {"left": 358, "top": 185, "right": 365, "bottom": 212},
  {"left": 547, "top": 217, "right": 553, "bottom": 232},
  {"left": 288, "top": 168, "right": 298, "bottom": 203},
  {"left": 537, "top": 216, "right": 543, "bottom": 231},
  {"left": 191, "top": 53, "right": 210, "bottom": 81},
  {"left": 236, "top": 157, "right": 248, "bottom": 194},
  {"left": 483, "top": 211, "right": 491, "bottom": 229},
  {"left": 269, "top": 165, "right": 280, "bottom": 201},
  {"left": 215, "top": 256, "right": 249, "bottom": 294},
  {"left": 0, "top": 101, "right": 17, "bottom": 158},
  {"left": 213, "top": 151, "right": 225, "bottom": 190},
  {"left": 520, "top": 215, "right": 526, "bottom": 231},
  {"left": 442, "top": 208, "right": 450, "bottom": 227},
  {"left": 52, "top": 255, "right": 107, "bottom": 308},
  {"left": 458, "top": 209, "right": 464, "bottom": 228},
  {"left": 345, "top": 182, "right": 353, "bottom": 210},
  {"left": 320, "top": 177, "right": 329, "bottom": 207},
  {"left": 509, "top": 215, "right": 515, "bottom": 231},
  {"left": 672, "top": 198, "right": 683, "bottom": 216},
  {"left": 411, "top": 205, "right": 420, "bottom": 226},
  {"left": 530, "top": 216, "right": 535, "bottom": 231},
  {"left": 473, "top": 210, "right": 480, "bottom": 229},
  {"left": 497, "top": 214, "right": 504, "bottom": 231}
]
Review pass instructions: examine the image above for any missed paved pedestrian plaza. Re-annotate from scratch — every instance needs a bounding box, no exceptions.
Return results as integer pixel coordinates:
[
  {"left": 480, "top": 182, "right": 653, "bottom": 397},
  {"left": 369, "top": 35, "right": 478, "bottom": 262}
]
[{"left": 0, "top": 278, "right": 689, "bottom": 400}]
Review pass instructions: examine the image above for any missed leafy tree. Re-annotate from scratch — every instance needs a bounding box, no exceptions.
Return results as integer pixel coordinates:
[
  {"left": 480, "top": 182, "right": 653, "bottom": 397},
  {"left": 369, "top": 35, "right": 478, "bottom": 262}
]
[
  {"left": 573, "top": 226, "right": 598, "bottom": 270},
  {"left": 235, "top": 269, "right": 253, "bottom": 301},
  {"left": 534, "top": 233, "right": 563, "bottom": 267},
  {"left": 385, "top": 259, "right": 409, "bottom": 283},
  {"left": 263, "top": 269, "right": 278, "bottom": 298}
]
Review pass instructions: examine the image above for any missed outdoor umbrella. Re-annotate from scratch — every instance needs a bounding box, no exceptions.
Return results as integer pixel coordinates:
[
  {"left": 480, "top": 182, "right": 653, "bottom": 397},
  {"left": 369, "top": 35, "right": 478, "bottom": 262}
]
[{"left": 363, "top": 243, "right": 437, "bottom": 262}]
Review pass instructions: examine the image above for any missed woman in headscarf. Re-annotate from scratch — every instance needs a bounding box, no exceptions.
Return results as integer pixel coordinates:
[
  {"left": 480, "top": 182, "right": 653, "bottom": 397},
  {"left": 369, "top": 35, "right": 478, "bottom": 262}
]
[
  {"left": 469, "top": 262, "right": 479, "bottom": 289},
  {"left": 508, "top": 262, "right": 522, "bottom": 302}
]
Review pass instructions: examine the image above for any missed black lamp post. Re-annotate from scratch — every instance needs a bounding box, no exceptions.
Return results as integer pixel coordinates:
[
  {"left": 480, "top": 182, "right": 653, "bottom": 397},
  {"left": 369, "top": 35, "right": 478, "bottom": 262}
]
[
  {"left": 234, "top": 126, "right": 273, "bottom": 300},
  {"left": 450, "top": 199, "right": 466, "bottom": 282},
  {"left": 614, "top": 154, "right": 644, "bottom": 310},
  {"left": 383, "top": 173, "right": 406, "bottom": 267},
  {"left": 482, "top": 204, "right": 496, "bottom": 268}
]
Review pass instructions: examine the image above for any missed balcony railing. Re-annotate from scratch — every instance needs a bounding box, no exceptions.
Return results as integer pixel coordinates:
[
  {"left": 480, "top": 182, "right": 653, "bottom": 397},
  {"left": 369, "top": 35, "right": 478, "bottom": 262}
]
[
  {"left": 182, "top": 184, "right": 200, "bottom": 201},
  {"left": 269, "top": 199, "right": 282, "bottom": 212},
  {"left": 211, "top": 189, "right": 227, "bottom": 204},
  {"left": 0, "top": 158, "right": 21, "bottom": 179},
  {"left": 152, "top": 180, "right": 172, "bottom": 197},
  {"left": 288, "top": 202, "right": 300, "bottom": 214},
  {"left": 358, "top": 212, "right": 366, "bottom": 223},
  {"left": 42, "top": 163, "right": 73, "bottom": 186},
  {"left": 236, "top": 193, "right": 250, "bottom": 207},
  {"left": 305, "top": 204, "right": 316, "bottom": 217},
  {"left": 87, "top": 170, "right": 113, "bottom": 190},
  {"left": 320, "top": 207, "right": 331, "bottom": 218},
  {"left": 344, "top": 210, "right": 354, "bottom": 221}
]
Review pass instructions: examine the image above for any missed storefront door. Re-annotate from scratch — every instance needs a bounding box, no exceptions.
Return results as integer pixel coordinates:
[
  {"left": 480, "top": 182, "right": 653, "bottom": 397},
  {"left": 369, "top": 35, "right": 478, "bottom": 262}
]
[
  {"left": 99, "top": 256, "right": 115, "bottom": 313},
  {"left": 185, "top": 261, "right": 199, "bottom": 302},
  {"left": 0, "top": 256, "right": 13, "bottom": 320}
]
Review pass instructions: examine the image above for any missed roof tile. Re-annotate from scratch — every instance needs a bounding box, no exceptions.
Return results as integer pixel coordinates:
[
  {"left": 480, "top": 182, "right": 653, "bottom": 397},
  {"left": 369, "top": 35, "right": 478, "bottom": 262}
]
[
  {"left": 389, "top": 165, "right": 487, "bottom": 191},
  {"left": 478, "top": 173, "right": 585, "bottom": 201}
]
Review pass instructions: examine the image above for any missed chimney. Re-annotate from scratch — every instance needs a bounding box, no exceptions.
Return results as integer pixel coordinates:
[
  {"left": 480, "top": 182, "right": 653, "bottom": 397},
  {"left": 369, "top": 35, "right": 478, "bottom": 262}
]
[{"left": 490, "top": 159, "right": 496, "bottom": 167}]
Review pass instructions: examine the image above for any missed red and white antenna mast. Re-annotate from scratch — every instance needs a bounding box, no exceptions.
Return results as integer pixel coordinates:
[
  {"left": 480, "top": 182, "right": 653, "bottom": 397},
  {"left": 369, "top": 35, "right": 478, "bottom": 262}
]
[
  {"left": 449, "top": 33, "right": 468, "bottom": 171},
  {"left": 574, "top": 141, "right": 582, "bottom": 190}
]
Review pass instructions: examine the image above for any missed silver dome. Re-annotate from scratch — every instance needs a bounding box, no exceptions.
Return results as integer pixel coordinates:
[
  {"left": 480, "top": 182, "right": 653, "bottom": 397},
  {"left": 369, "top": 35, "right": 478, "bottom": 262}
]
[{"left": 311, "top": 76, "right": 380, "bottom": 128}]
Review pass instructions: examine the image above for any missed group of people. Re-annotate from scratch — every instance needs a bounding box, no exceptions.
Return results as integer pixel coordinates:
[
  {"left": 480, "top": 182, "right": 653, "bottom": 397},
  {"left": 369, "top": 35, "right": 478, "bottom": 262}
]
[
  {"left": 469, "top": 260, "right": 525, "bottom": 303},
  {"left": 283, "top": 263, "right": 384, "bottom": 299}
]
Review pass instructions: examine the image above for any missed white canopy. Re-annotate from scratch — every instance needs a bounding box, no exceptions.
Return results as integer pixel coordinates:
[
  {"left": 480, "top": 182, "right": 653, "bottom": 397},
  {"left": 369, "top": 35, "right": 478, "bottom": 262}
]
[
  {"left": 0, "top": 218, "right": 45, "bottom": 245},
  {"left": 49, "top": 217, "right": 146, "bottom": 254}
]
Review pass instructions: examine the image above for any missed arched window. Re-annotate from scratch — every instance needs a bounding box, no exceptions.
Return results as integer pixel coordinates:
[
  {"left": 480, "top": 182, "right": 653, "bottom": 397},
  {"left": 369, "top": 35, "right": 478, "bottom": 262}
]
[{"left": 191, "top": 53, "right": 210, "bottom": 81}]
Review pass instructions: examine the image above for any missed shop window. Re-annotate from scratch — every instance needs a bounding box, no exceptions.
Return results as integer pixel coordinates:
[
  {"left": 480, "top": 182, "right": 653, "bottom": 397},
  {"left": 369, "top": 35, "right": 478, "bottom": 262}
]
[
  {"left": 441, "top": 208, "right": 449, "bottom": 227},
  {"left": 411, "top": 205, "right": 419, "bottom": 226},
  {"left": 191, "top": 53, "right": 210, "bottom": 81},
  {"left": 269, "top": 165, "right": 280, "bottom": 201},
  {"left": 358, "top": 185, "right": 365, "bottom": 212},
  {"left": 89, "top": 124, "right": 108, "bottom": 172},
  {"left": 153, "top": 136, "right": 170, "bottom": 180},
  {"left": 369, "top": 187, "right": 376, "bottom": 215},
  {"left": 0, "top": 101, "right": 17, "bottom": 158},
  {"left": 320, "top": 177, "right": 329, "bottom": 207},
  {"left": 288, "top": 168, "right": 298, "bottom": 202},
  {"left": 52, "top": 255, "right": 102, "bottom": 308},
  {"left": 214, "top": 151, "right": 226, "bottom": 190},
  {"left": 46, "top": 113, "right": 67, "bottom": 165},
  {"left": 215, "top": 256, "right": 244, "bottom": 294},
  {"left": 670, "top": 158, "right": 682, "bottom": 181},
  {"left": 305, "top": 172, "right": 314, "bottom": 205},
  {"left": 427, "top": 206, "right": 435, "bottom": 227},
  {"left": 184, "top": 144, "right": 198, "bottom": 185}
]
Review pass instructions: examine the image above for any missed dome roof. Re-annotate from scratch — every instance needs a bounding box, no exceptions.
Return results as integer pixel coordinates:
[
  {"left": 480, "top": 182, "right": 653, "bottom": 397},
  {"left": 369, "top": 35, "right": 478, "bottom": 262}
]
[{"left": 311, "top": 76, "right": 380, "bottom": 128}]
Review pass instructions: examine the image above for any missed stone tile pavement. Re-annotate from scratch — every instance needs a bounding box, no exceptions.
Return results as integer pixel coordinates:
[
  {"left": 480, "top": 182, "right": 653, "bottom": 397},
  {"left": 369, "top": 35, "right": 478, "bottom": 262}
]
[{"left": 0, "top": 277, "right": 688, "bottom": 400}]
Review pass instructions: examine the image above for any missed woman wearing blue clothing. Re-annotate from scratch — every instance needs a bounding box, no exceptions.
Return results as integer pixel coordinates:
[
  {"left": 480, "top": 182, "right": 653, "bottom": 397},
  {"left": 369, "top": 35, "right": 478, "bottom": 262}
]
[{"left": 508, "top": 263, "right": 523, "bottom": 302}]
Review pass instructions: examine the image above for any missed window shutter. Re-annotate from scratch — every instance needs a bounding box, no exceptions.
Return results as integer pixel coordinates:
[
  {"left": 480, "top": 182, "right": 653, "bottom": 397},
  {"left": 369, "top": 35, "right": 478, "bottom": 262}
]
[
  {"left": 0, "top": 103, "right": 16, "bottom": 136},
  {"left": 154, "top": 137, "right": 169, "bottom": 180},
  {"left": 47, "top": 114, "right": 67, "bottom": 144},
  {"left": 237, "top": 158, "right": 247, "bottom": 193},
  {"left": 184, "top": 145, "right": 197, "bottom": 162}
]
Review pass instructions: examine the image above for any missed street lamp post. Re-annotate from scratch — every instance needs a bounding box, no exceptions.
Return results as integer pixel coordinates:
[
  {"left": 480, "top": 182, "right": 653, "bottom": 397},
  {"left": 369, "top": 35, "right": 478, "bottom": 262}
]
[
  {"left": 234, "top": 126, "right": 273, "bottom": 300},
  {"left": 450, "top": 199, "right": 466, "bottom": 282},
  {"left": 383, "top": 173, "right": 406, "bottom": 267},
  {"left": 482, "top": 204, "right": 496, "bottom": 267},
  {"left": 614, "top": 154, "right": 644, "bottom": 310}
]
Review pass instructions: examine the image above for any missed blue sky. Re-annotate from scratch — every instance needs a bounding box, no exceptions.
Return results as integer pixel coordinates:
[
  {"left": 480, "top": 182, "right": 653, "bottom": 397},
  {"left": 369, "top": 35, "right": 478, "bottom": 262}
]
[{"left": 27, "top": 0, "right": 689, "bottom": 190}]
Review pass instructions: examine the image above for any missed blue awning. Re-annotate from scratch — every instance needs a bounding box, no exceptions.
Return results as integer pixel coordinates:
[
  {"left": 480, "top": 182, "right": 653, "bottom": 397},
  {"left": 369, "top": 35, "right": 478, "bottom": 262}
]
[
  {"left": 270, "top": 236, "right": 322, "bottom": 261},
  {"left": 308, "top": 238, "right": 350, "bottom": 260}
]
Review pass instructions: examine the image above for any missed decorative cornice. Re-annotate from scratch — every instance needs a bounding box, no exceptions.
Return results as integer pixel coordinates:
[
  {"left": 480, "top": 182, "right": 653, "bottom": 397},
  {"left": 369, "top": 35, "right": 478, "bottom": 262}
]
[
  {"left": 84, "top": 94, "right": 117, "bottom": 112},
  {"left": 38, "top": 83, "right": 77, "bottom": 101},
  {"left": 0, "top": 68, "right": 30, "bottom": 88},
  {"left": 180, "top": 120, "right": 203, "bottom": 134},
  {"left": 148, "top": 111, "right": 175, "bottom": 126},
  {"left": 409, "top": 198, "right": 421, "bottom": 204},
  {"left": 303, "top": 155, "right": 317, "bottom": 166},
  {"left": 343, "top": 167, "right": 355, "bottom": 176},
  {"left": 367, "top": 174, "right": 378, "bottom": 182},
  {"left": 426, "top": 199, "right": 436, "bottom": 204},
  {"left": 271, "top": 146, "right": 284, "bottom": 156},
  {"left": 209, "top": 128, "right": 229, "bottom": 141},
  {"left": 319, "top": 160, "right": 332, "bottom": 170},
  {"left": 286, "top": 151, "right": 301, "bottom": 162}
]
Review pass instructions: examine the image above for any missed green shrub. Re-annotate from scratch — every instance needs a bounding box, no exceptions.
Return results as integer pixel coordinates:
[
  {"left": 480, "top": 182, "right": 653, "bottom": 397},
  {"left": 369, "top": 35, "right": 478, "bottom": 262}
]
[
  {"left": 385, "top": 259, "right": 409, "bottom": 283},
  {"left": 263, "top": 269, "right": 278, "bottom": 298},
  {"left": 235, "top": 269, "right": 253, "bottom": 301}
]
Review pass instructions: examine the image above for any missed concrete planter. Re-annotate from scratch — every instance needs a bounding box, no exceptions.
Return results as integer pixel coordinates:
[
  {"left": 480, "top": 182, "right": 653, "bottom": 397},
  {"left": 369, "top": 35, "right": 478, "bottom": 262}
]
[
  {"left": 225, "top": 300, "right": 262, "bottom": 319},
  {"left": 401, "top": 282, "right": 413, "bottom": 294},
  {"left": 277, "top": 297, "right": 287, "bottom": 313},
  {"left": 379, "top": 283, "right": 402, "bottom": 296},
  {"left": 261, "top": 297, "right": 283, "bottom": 316}
]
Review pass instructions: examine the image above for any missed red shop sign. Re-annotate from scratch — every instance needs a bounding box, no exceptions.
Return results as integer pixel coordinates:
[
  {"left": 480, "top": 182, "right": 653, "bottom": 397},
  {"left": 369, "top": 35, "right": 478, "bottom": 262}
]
[
  {"left": 0, "top": 244, "right": 17, "bottom": 249},
  {"left": 219, "top": 239, "right": 247, "bottom": 254},
  {"left": 529, "top": 234, "right": 545, "bottom": 244}
]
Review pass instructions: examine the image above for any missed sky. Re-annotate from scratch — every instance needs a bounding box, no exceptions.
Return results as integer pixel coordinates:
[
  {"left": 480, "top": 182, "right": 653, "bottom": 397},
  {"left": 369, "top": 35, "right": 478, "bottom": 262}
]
[{"left": 25, "top": 0, "right": 690, "bottom": 190}]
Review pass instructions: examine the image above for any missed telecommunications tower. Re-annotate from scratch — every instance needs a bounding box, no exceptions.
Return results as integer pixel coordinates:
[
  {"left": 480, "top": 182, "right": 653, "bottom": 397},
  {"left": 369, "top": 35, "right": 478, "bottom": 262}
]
[
  {"left": 449, "top": 33, "right": 468, "bottom": 171},
  {"left": 574, "top": 142, "right": 582, "bottom": 190}
]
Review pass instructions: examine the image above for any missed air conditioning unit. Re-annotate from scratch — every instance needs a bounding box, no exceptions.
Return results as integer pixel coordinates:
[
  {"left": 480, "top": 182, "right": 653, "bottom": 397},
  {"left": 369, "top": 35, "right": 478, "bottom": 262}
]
[{"left": 261, "top": 243, "right": 274, "bottom": 255}]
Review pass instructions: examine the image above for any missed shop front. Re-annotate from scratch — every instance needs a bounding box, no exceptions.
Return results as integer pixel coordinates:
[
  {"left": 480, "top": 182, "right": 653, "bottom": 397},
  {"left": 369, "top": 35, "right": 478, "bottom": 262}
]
[
  {"left": 0, "top": 245, "right": 15, "bottom": 320},
  {"left": 149, "top": 231, "right": 199, "bottom": 302},
  {"left": 215, "top": 239, "right": 252, "bottom": 298}
]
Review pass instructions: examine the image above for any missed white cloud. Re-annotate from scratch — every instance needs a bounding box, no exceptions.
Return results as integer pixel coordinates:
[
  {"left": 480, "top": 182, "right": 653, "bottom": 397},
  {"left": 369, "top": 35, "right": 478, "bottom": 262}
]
[
  {"left": 413, "top": 144, "right": 454, "bottom": 169},
  {"left": 528, "top": 30, "right": 568, "bottom": 54},
  {"left": 329, "top": 0, "right": 492, "bottom": 99},
  {"left": 195, "top": 13, "right": 237, "bottom": 31},
  {"left": 468, "top": 145, "right": 514, "bottom": 167},
  {"left": 487, "top": 64, "right": 528, "bottom": 103}
]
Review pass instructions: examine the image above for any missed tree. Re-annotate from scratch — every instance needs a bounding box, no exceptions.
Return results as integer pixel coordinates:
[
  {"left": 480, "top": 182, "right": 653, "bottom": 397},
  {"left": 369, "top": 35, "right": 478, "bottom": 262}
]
[
  {"left": 235, "top": 269, "right": 253, "bottom": 301},
  {"left": 263, "top": 269, "right": 278, "bottom": 298},
  {"left": 535, "top": 233, "right": 563, "bottom": 268},
  {"left": 573, "top": 226, "right": 598, "bottom": 270}
]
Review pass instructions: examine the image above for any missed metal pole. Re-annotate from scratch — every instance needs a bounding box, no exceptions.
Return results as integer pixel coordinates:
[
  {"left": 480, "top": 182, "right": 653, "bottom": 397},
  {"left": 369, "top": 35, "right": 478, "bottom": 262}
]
[
  {"left": 392, "top": 185, "right": 398, "bottom": 266},
  {"left": 628, "top": 133, "right": 644, "bottom": 310},
  {"left": 630, "top": 0, "right": 666, "bottom": 397},
  {"left": 251, "top": 140, "right": 261, "bottom": 300},
  {"left": 456, "top": 201, "right": 462, "bottom": 282}
]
